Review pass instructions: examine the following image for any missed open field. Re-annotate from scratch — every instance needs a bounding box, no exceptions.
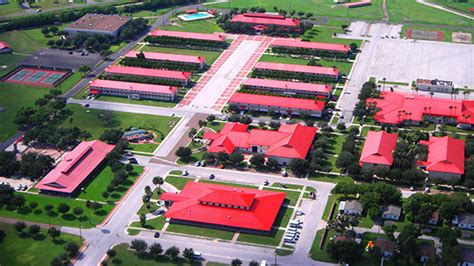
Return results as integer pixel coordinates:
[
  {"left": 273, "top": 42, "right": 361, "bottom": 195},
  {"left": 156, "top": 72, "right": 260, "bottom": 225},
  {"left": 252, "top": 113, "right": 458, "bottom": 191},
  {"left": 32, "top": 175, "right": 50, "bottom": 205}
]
[
  {"left": 0, "top": 222, "right": 82, "bottom": 266},
  {"left": 0, "top": 53, "right": 26, "bottom": 77},
  {"left": 431, "top": 0, "right": 474, "bottom": 14},
  {"left": 259, "top": 54, "right": 354, "bottom": 75},
  {"left": 159, "top": 18, "right": 224, "bottom": 34},
  {"left": 78, "top": 165, "right": 144, "bottom": 203},
  {"left": 208, "top": 0, "right": 384, "bottom": 21},
  {"left": 140, "top": 45, "right": 223, "bottom": 66},
  {"left": 387, "top": 0, "right": 474, "bottom": 26},
  {"left": 237, "top": 229, "right": 285, "bottom": 246},
  {"left": 0, "top": 192, "right": 112, "bottom": 227},
  {"left": 166, "top": 223, "right": 235, "bottom": 240},
  {"left": 0, "top": 27, "right": 58, "bottom": 54},
  {"left": 0, "top": 72, "right": 82, "bottom": 142},
  {"left": 401, "top": 25, "right": 474, "bottom": 44},
  {"left": 302, "top": 26, "right": 363, "bottom": 47},
  {"left": 63, "top": 104, "right": 179, "bottom": 141}
]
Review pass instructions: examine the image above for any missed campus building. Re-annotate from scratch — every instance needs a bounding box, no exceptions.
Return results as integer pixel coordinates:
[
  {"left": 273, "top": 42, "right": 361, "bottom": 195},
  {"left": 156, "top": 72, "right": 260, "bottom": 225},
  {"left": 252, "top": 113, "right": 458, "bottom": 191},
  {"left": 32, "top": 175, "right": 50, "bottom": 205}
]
[
  {"left": 125, "top": 51, "right": 206, "bottom": 69},
  {"left": 417, "top": 136, "right": 465, "bottom": 181},
  {"left": 89, "top": 79, "right": 178, "bottom": 101},
  {"left": 242, "top": 78, "right": 332, "bottom": 97},
  {"left": 367, "top": 92, "right": 474, "bottom": 128},
  {"left": 104, "top": 65, "right": 191, "bottom": 86},
  {"left": 271, "top": 39, "right": 350, "bottom": 55},
  {"left": 0, "top": 41, "right": 12, "bottom": 53},
  {"left": 149, "top": 29, "right": 225, "bottom": 42},
  {"left": 229, "top": 92, "right": 326, "bottom": 117},
  {"left": 415, "top": 78, "right": 454, "bottom": 93},
  {"left": 65, "top": 13, "right": 132, "bottom": 38},
  {"left": 359, "top": 131, "right": 398, "bottom": 170},
  {"left": 160, "top": 182, "right": 285, "bottom": 233},
  {"left": 203, "top": 122, "right": 317, "bottom": 165},
  {"left": 230, "top": 13, "right": 300, "bottom": 32},
  {"left": 254, "top": 62, "right": 339, "bottom": 80},
  {"left": 35, "top": 140, "right": 115, "bottom": 196}
]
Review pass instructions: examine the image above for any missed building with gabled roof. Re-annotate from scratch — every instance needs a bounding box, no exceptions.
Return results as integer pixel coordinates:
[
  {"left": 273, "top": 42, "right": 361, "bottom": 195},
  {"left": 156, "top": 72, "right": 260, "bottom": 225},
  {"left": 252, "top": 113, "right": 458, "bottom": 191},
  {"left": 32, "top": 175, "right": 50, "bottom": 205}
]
[
  {"left": 254, "top": 62, "right": 339, "bottom": 79},
  {"left": 149, "top": 29, "right": 225, "bottom": 42},
  {"left": 89, "top": 79, "right": 178, "bottom": 101},
  {"left": 417, "top": 136, "right": 464, "bottom": 181},
  {"left": 230, "top": 13, "right": 300, "bottom": 32},
  {"left": 271, "top": 39, "right": 350, "bottom": 54},
  {"left": 203, "top": 122, "right": 317, "bottom": 165},
  {"left": 104, "top": 65, "right": 191, "bottom": 85},
  {"left": 242, "top": 78, "right": 332, "bottom": 97},
  {"left": 367, "top": 92, "right": 474, "bottom": 128},
  {"left": 376, "top": 237, "right": 395, "bottom": 257},
  {"left": 359, "top": 131, "right": 398, "bottom": 170},
  {"left": 125, "top": 51, "right": 206, "bottom": 69},
  {"left": 35, "top": 140, "right": 115, "bottom": 196},
  {"left": 229, "top": 92, "right": 325, "bottom": 117},
  {"left": 160, "top": 182, "right": 285, "bottom": 233}
]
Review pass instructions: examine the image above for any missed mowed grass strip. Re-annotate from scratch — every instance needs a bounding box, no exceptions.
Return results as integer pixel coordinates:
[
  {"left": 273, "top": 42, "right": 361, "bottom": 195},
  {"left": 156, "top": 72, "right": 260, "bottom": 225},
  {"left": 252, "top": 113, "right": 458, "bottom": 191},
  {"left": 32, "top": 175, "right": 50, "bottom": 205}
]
[
  {"left": 164, "top": 175, "right": 193, "bottom": 190},
  {"left": 259, "top": 54, "right": 354, "bottom": 74},
  {"left": 237, "top": 229, "right": 285, "bottom": 246},
  {"left": 273, "top": 205, "right": 293, "bottom": 228},
  {"left": 263, "top": 188, "right": 301, "bottom": 207},
  {"left": 140, "top": 45, "right": 223, "bottom": 65},
  {"left": 0, "top": 222, "right": 82, "bottom": 266},
  {"left": 166, "top": 223, "right": 235, "bottom": 240},
  {"left": 130, "top": 215, "right": 166, "bottom": 230}
]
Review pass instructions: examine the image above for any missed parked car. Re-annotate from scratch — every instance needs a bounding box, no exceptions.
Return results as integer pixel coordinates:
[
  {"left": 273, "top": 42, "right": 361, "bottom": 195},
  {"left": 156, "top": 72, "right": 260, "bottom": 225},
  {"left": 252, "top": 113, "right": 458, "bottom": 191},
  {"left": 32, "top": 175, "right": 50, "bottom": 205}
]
[
  {"left": 209, "top": 174, "right": 215, "bottom": 179},
  {"left": 194, "top": 161, "right": 201, "bottom": 167},
  {"left": 154, "top": 232, "right": 160, "bottom": 238},
  {"left": 128, "top": 158, "right": 138, "bottom": 164},
  {"left": 183, "top": 170, "right": 189, "bottom": 176},
  {"left": 21, "top": 185, "right": 28, "bottom": 191},
  {"left": 200, "top": 161, "right": 206, "bottom": 167}
]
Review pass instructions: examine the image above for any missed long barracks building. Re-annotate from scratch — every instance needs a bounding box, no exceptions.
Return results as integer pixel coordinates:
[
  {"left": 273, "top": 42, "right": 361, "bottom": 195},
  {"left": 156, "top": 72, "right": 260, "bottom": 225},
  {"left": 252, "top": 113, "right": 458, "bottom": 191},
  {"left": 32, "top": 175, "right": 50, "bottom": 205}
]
[
  {"left": 104, "top": 65, "right": 191, "bottom": 86},
  {"left": 89, "top": 79, "right": 177, "bottom": 101},
  {"left": 254, "top": 62, "right": 339, "bottom": 80},
  {"left": 242, "top": 78, "right": 332, "bottom": 97}
]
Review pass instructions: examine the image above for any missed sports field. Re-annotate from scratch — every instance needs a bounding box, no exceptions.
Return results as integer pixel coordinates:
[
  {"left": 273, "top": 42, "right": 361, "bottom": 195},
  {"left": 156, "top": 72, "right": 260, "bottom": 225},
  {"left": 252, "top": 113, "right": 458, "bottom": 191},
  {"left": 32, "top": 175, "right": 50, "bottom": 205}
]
[
  {"left": 401, "top": 25, "right": 474, "bottom": 44},
  {"left": 5, "top": 67, "right": 68, "bottom": 87},
  {"left": 0, "top": 28, "right": 54, "bottom": 54}
]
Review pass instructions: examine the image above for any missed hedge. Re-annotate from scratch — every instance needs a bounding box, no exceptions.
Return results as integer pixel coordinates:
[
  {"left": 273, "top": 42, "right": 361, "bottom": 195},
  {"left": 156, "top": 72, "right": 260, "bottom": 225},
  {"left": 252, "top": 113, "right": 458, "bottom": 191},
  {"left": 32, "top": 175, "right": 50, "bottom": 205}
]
[
  {"left": 144, "top": 36, "right": 227, "bottom": 49},
  {"left": 121, "top": 57, "right": 203, "bottom": 73},
  {"left": 252, "top": 69, "right": 338, "bottom": 83}
]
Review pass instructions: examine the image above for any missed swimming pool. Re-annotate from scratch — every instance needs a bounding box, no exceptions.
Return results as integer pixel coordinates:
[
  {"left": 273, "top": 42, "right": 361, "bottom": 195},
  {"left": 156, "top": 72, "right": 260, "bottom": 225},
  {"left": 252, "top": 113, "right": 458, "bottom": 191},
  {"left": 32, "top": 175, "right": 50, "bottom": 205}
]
[{"left": 178, "top": 12, "right": 214, "bottom": 21}]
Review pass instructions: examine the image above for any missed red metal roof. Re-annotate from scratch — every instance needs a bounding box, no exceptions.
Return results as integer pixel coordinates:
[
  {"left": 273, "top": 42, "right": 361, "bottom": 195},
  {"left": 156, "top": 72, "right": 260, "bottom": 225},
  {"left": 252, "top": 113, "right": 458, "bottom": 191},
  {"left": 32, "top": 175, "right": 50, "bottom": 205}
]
[
  {"left": 229, "top": 92, "right": 326, "bottom": 112},
  {"left": 0, "top": 41, "right": 10, "bottom": 50},
  {"left": 271, "top": 39, "right": 350, "bottom": 53},
  {"left": 367, "top": 92, "right": 474, "bottom": 125},
  {"left": 184, "top": 9, "right": 197, "bottom": 14},
  {"left": 35, "top": 140, "right": 115, "bottom": 194},
  {"left": 150, "top": 29, "right": 225, "bottom": 42},
  {"left": 243, "top": 78, "right": 331, "bottom": 94},
  {"left": 125, "top": 51, "right": 205, "bottom": 64},
  {"left": 160, "top": 182, "right": 285, "bottom": 231},
  {"left": 418, "top": 136, "right": 464, "bottom": 174},
  {"left": 90, "top": 79, "right": 178, "bottom": 95},
  {"left": 359, "top": 131, "right": 398, "bottom": 166},
  {"left": 231, "top": 13, "right": 300, "bottom": 27},
  {"left": 105, "top": 65, "right": 191, "bottom": 81},
  {"left": 204, "top": 122, "right": 317, "bottom": 159},
  {"left": 255, "top": 62, "right": 339, "bottom": 76}
]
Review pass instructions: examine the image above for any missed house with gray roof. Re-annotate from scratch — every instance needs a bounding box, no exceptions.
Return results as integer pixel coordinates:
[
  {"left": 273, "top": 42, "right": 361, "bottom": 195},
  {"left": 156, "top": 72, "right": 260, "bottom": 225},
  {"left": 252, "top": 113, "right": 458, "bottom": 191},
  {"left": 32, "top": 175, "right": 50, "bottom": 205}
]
[
  {"left": 340, "top": 200, "right": 363, "bottom": 216},
  {"left": 453, "top": 213, "right": 474, "bottom": 230},
  {"left": 382, "top": 204, "right": 401, "bottom": 221}
]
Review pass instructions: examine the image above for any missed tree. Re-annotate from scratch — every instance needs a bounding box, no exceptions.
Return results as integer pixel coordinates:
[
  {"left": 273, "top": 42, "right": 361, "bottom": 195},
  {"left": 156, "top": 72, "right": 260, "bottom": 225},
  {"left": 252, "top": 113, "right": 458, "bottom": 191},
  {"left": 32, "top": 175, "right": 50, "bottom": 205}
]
[
  {"left": 332, "top": 182, "right": 359, "bottom": 198},
  {"left": 0, "top": 230, "right": 5, "bottom": 243},
  {"left": 148, "top": 243, "right": 163, "bottom": 259},
  {"left": 28, "top": 224, "right": 41, "bottom": 237},
  {"left": 14, "top": 221, "right": 26, "bottom": 234},
  {"left": 326, "top": 240, "right": 363, "bottom": 263},
  {"left": 50, "top": 256, "right": 64, "bottom": 266},
  {"left": 0, "top": 151, "right": 20, "bottom": 177},
  {"left": 229, "top": 152, "right": 244, "bottom": 166},
  {"left": 152, "top": 176, "right": 164, "bottom": 193},
  {"left": 100, "top": 129, "right": 123, "bottom": 144},
  {"left": 249, "top": 154, "right": 265, "bottom": 168},
  {"left": 206, "top": 115, "right": 216, "bottom": 122},
  {"left": 41, "top": 26, "right": 50, "bottom": 35},
  {"left": 288, "top": 158, "right": 310, "bottom": 177},
  {"left": 175, "top": 147, "right": 192, "bottom": 158},
  {"left": 78, "top": 65, "right": 92, "bottom": 77},
  {"left": 57, "top": 203, "right": 70, "bottom": 215},
  {"left": 29, "top": 201, "right": 38, "bottom": 209},
  {"left": 249, "top": 261, "right": 259, "bottom": 266},
  {"left": 326, "top": 214, "right": 351, "bottom": 235},
  {"left": 336, "top": 151, "right": 355, "bottom": 172},
  {"left": 44, "top": 204, "right": 54, "bottom": 214},
  {"left": 165, "top": 246, "right": 180, "bottom": 261},
  {"left": 183, "top": 248, "right": 195, "bottom": 262},
  {"left": 73, "top": 207, "right": 84, "bottom": 217},
  {"left": 106, "top": 249, "right": 117, "bottom": 259},
  {"left": 139, "top": 213, "right": 147, "bottom": 227},
  {"left": 266, "top": 158, "right": 280, "bottom": 170},
  {"left": 349, "top": 42, "right": 358, "bottom": 52},
  {"left": 188, "top": 128, "right": 197, "bottom": 138},
  {"left": 130, "top": 239, "right": 148, "bottom": 254},
  {"left": 48, "top": 227, "right": 61, "bottom": 241},
  {"left": 231, "top": 258, "right": 243, "bottom": 266},
  {"left": 65, "top": 241, "right": 80, "bottom": 257}
]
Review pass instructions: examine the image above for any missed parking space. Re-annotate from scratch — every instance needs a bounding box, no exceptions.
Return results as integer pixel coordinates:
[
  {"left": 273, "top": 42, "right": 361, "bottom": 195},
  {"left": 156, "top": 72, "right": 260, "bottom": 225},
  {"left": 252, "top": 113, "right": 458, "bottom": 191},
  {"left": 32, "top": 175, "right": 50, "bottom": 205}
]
[{"left": 20, "top": 48, "right": 102, "bottom": 70}]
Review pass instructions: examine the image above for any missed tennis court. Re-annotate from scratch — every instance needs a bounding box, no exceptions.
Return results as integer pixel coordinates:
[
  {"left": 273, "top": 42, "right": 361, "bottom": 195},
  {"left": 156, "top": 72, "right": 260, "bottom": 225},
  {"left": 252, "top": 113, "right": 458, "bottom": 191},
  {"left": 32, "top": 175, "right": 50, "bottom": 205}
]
[{"left": 4, "top": 67, "right": 68, "bottom": 87}]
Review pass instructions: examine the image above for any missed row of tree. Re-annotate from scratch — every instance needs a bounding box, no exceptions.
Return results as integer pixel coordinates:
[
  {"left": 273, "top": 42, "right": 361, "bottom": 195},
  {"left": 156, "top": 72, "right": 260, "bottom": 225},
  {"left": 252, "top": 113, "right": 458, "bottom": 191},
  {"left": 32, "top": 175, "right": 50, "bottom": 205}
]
[
  {"left": 144, "top": 36, "right": 228, "bottom": 50},
  {"left": 0, "top": 151, "right": 54, "bottom": 180},
  {"left": 272, "top": 45, "right": 355, "bottom": 59},
  {"left": 353, "top": 81, "right": 379, "bottom": 122},
  {"left": 121, "top": 57, "right": 203, "bottom": 73},
  {"left": 252, "top": 69, "right": 337, "bottom": 84}
]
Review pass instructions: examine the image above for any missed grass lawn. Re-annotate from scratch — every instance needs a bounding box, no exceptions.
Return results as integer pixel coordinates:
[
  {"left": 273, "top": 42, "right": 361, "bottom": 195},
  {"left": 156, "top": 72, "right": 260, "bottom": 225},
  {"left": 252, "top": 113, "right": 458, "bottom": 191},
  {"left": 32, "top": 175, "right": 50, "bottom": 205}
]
[
  {"left": 387, "top": 0, "right": 474, "bottom": 26},
  {"left": 124, "top": 6, "right": 175, "bottom": 17},
  {"left": 0, "top": 193, "right": 112, "bottom": 228},
  {"left": 198, "top": 179, "right": 258, "bottom": 189},
  {"left": 301, "top": 25, "right": 363, "bottom": 47},
  {"left": 137, "top": 202, "right": 159, "bottom": 215},
  {"left": 63, "top": 104, "right": 179, "bottom": 141},
  {"left": 169, "top": 170, "right": 183, "bottom": 175},
  {"left": 0, "top": 72, "right": 82, "bottom": 142},
  {"left": 237, "top": 229, "right": 285, "bottom": 246},
  {"left": 0, "top": 28, "right": 52, "bottom": 54},
  {"left": 328, "top": 134, "right": 345, "bottom": 155},
  {"left": 128, "top": 143, "right": 158, "bottom": 153},
  {"left": 273, "top": 205, "right": 293, "bottom": 228},
  {"left": 165, "top": 175, "right": 192, "bottom": 190},
  {"left": 205, "top": 121, "right": 226, "bottom": 132},
  {"left": 0, "top": 222, "right": 82, "bottom": 266},
  {"left": 359, "top": 215, "right": 375, "bottom": 228},
  {"left": 209, "top": 0, "right": 384, "bottom": 21},
  {"left": 431, "top": 0, "right": 474, "bottom": 13},
  {"left": 263, "top": 188, "right": 301, "bottom": 207},
  {"left": 130, "top": 215, "right": 166, "bottom": 230},
  {"left": 322, "top": 194, "right": 340, "bottom": 221},
  {"left": 309, "top": 173, "right": 354, "bottom": 183},
  {"left": 166, "top": 223, "right": 235, "bottom": 240},
  {"left": 140, "top": 45, "right": 223, "bottom": 66},
  {"left": 271, "top": 183, "right": 304, "bottom": 190},
  {"left": 78, "top": 165, "right": 144, "bottom": 203},
  {"left": 93, "top": 95, "right": 179, "bottom": 108},
  {"left": 259, "top": 54, "right": 354, "bottom": 74},
  {"left": 310, "top": 229, "right": 336, "bottom": 262},
  {"left": 401, "top": 25, "right": 474, "bottom": 44},
  {"left": 110, "top": 243, "right": 198, "bottom": 266},
  {"left": 0, "top": 53, "right": 26, "bottom": 77},
  {"left": 159, "top": 18, "right": 224, "bottom": 34}
]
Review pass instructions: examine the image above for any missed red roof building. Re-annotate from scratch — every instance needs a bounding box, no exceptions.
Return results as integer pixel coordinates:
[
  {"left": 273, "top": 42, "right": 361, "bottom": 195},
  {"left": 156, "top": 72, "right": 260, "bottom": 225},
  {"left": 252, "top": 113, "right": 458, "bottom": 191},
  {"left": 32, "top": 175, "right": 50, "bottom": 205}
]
[
  {"left": 242, "top": 78, "right": 332, "bottom": 97},
  {"left": 359, "top": 131, "right": 398, "bottom": 169},
  {"left": 160, "top": 181, "right": 285, "bottom": 232},
  {"left": 125, "top": 51, "right": 205, "bottom": 68},
  {"left": 367, "top": 92, "right": 474, "bottom": 127},
  {"left": 203, "top": 122, "right": 317, "bottom": 164},
  {"left": 35, "top": 140, "right": 115, "bottom": 196},
  {"left": 271, "top": 39, "right": 350, "bottom": 54},
  {"left": 184, "top": 9, "right": 197, "bottom": 14},
  {"left": 105, "top": 65, "right": 191, "bottom": 85},
  {"left": 418, "top": 136, "right": 465, "bottom": 180},
  {"left": 89, "top": 79, "right": 178, "bottom": 101},
  {"left": 344, "top": 0, "right": 372, "bottom": 8},
  {"left": 0, "top": 41, "right": 12, "bottom": 54},
  {"left": 149, "top": 29, "right": 225, "bottom": 42},
  {"left": 254, "top": 62, "right": 339, "bottom": 79},
  {"left": 229, "top": 92, "right": 325, "bottom": 117},
  {"left": 230, "top": 13, "right": 300, "bottom": 30}
]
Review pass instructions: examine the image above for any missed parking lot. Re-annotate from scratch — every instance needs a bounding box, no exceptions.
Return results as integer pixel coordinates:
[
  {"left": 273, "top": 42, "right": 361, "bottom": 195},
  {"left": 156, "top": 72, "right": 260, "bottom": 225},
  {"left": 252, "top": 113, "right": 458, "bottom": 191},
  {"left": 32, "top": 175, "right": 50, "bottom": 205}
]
[
  {"left": 20, "top": 48, "right": 103, "bottom": 70},
  {"left": 368, "top": 39, "right": 474, "bottom": 88}
]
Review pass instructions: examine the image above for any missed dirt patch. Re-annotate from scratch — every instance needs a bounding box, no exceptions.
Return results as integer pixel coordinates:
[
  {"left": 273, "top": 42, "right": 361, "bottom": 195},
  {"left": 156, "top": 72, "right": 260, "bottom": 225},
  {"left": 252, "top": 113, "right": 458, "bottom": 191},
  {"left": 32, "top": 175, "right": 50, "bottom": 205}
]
[
  {"left": 406, "top": 28, "right": 444, "bottom": 41},
  {"left": 452, "top": 32, "right": 472, "bottom": 44},
  {"left": 22, "top": 146, "right": 64, "bottom": 161}
]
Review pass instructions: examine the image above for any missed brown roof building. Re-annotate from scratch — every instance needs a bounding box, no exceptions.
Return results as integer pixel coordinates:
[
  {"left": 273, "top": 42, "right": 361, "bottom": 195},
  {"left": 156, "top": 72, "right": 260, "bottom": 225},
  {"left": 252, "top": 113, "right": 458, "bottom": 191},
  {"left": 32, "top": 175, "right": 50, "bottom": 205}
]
[{"left": 65, "top": 13, "right": 132, "bottom": 38}]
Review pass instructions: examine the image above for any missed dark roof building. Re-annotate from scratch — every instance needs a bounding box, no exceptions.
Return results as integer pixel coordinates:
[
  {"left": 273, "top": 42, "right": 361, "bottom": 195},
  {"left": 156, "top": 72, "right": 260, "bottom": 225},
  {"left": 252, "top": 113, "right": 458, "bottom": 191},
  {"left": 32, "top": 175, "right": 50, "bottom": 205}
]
[{"left": 65, "top": 14, "right": 132, "bottom": 38}]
